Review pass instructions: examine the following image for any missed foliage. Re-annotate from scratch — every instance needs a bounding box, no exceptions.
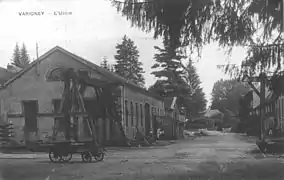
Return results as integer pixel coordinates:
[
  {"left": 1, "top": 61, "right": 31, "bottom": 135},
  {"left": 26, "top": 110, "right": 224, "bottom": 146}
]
[
  {"left": 100, "top": 56, "right": 115, "bottom": 72},
  {"left": 150, "top": 37, "right": 192, "bottom": 109},
  {"left": 112, "top": 0, "right": 284, "bottom": 92},
  {"left": 110, "top": 0, "right": 280, "bottom": 51},
  {"left": 9, "top": 43, "right": 30, "bottom": 71},
  {"left": 20, "top": 43, "right": 30, "bottom": 68},
  {"left": 148, "top": 80, "right": 167, "bottom": 96},
  {"left": 10, "top": 43, "right": 21, "bottom": 69},
  {"left": 150, "top": 38, "right": 206, "bottom": 115},
  {"left": 183, "top": 59, "right": 207, "bottom": 116},
  {"left": 114, "top": 35, "right": 145, "bottom": 86},
  {"left": 211, "top": 79, "right": 250, "bottom": 115}
]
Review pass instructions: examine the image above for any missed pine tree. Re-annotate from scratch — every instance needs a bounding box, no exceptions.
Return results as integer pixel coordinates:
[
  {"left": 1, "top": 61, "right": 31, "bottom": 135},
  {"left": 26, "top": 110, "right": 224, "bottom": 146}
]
[
  {"left": 114, "top": 35, "right": 145, "bottom": 87},
  {"left": 8, "top": 43, "right": 30, "bottom": 72},
  {"left": 109, "top": 64, "right": 115, "bottom": 72},
  {"left": 151, "top": 37, "right": 191, "bottom": 110},
  {"left": 100, "top": 56, "right": 109, "bottom": 70},
  {"left": 19, "top": 43, "right": 30, "bottom": 68},
  {"left": 10, "top": 43, "right": 21, "bottom": 68},
  {"left": 184, "top": 59, "right": 207, "bottom": 115},
  {"left": 151, "top": 37, "right": 189, "bottom": 96}
]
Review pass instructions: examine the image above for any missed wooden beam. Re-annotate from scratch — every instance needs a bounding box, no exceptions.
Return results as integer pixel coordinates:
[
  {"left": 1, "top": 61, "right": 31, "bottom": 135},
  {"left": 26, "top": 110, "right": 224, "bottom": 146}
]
[{"left": 247, "top": 81, "right": 260, "bottom": 97}]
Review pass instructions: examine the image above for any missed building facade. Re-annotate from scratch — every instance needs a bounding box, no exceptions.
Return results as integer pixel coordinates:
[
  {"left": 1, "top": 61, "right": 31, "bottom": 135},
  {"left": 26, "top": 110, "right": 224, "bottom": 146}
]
[
  {"left": 0, "top": 46, "right": 164, "bottom": 145},
  {"left": 159, "top": 97, "right": 186, "bottom": 140}
]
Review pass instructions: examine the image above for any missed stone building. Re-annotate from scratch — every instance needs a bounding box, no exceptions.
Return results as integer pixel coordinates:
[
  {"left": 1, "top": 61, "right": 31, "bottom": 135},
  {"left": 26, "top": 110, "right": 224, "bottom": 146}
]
[{"left": 0, "top": 46, "right": 164, "bottom": 145}]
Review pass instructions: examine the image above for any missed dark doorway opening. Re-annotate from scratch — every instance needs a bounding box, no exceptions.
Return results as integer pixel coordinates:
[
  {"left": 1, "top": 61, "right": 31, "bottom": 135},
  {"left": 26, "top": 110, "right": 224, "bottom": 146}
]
[
  {"left": 22, "top": 100, "right": 38, "bottom": 141},
  {"left": 83, "top": 99, "right": 106, "bottom": 144},
  {"left": 144, "top": 103, "right": 151, "bottom": 136}
]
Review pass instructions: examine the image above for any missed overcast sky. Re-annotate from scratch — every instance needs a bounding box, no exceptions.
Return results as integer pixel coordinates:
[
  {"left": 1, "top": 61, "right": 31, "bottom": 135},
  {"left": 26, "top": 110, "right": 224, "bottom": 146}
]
[{"left": 0, "top": 0, "right": 247, "bottom": 106}]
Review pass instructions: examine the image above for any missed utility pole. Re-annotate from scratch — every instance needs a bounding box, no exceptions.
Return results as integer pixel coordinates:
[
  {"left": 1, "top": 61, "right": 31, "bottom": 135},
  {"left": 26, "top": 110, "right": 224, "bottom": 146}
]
[
  {"left": 259, "top": 73, "right": 266, "bottom": 141},
  {"left": 36, "top": 42, "right": 40, "bottom": 76},
  {"left": 242, "top": 72, "right": 268, "bottom": 141},
  {"left": 36, "top": 42, "right": 39, "bottom": 59}
]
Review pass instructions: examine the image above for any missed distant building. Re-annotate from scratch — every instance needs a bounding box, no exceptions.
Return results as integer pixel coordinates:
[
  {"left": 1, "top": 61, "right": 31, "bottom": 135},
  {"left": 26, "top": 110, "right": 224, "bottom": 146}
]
[{"left": 158, "top": 97, "right": 186, "bottom": 140}]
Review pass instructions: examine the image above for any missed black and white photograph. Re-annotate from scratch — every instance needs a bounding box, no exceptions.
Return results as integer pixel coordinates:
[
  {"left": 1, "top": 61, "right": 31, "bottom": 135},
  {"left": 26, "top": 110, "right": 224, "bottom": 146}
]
[{"left": 0, "top": 0, "right": 284, "bottom": 179}]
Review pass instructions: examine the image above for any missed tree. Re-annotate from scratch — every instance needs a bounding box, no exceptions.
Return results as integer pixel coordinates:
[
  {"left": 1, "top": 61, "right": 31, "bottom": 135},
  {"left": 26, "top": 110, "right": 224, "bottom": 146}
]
[
  {"left": 148, "top": 80, "right": 167, "bottom": 96},
  {"left": 183, "top": 60, "right": 207, "bottom": 116},
  {"left": 114, "top": 35, "right": 145, "bottom": 86},
  {"left": 10, "top": 43, "right": 21, "bottom": 68},
  {"left": 8, "top": 43, "right": 30, "bottom": 71},
  {"left": 20, "top": 43, "right": 30, "bottom": 68},
  {"left": 151, "top": 37, "right": 192, "bottom": 111},
  {"left": 112, "top": 0, "right": 284, "bottom": 86},
  {"left": 211, "top": 79, "right": 250, "bottom": 115},
  {"left": 100, "top": 56, "right": 111, "bottom": 70},
  {"left": 111, "top": 0, "right": 272, "bottom": 51}
]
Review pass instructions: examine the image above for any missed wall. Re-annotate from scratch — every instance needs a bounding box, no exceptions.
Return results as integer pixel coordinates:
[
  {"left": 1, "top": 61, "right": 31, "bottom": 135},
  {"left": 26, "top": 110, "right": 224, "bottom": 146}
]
[
  {"left": 0, "top": 50, "right": 106, "bottom": 143},
  {"left": 121, "top": 86, "right": 164, "bottom": 139}
]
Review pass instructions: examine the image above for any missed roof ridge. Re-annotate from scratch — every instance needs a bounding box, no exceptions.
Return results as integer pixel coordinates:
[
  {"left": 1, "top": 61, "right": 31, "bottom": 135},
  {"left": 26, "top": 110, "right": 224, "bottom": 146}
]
[{"left": 55, "top": 46, "right": 141, "bottom": 88}]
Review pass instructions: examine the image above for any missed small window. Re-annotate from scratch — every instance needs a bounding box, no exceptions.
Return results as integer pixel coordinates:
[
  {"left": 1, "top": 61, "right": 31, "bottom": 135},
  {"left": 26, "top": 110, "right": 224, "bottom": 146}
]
[{"left": 46, "top": 68, "right": 63, "bottom": 81}]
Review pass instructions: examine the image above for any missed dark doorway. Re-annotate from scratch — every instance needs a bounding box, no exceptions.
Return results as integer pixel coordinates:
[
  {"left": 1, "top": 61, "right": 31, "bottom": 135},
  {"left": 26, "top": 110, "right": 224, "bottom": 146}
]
[
  {"left": 144, "top": 103, "right": 151, "bottom": 136},
  {"left": 83, "top": 99, "right": 106, "bottom": 143},
  {"left": 22, "top": 100, "right": 38, "bottom": 141}
]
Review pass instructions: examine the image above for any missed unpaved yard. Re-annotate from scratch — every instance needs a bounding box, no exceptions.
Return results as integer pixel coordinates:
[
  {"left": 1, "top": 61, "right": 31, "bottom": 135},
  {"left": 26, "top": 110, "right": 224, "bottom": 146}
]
[{"left": 1, "top": 133, "right": 284, "bottom": 180}]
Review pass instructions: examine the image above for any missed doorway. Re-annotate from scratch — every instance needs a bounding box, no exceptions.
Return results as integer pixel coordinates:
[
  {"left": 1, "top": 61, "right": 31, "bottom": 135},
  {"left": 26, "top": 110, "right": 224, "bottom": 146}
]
[
  {"left": 144, "top": 103, "right": 151, "bottom": 136},
  {"left": 22, "top": 100, "right": 38, "bottom": 141},
  {"left": 84, "top": 99, "right": 106, "bottom": 143}
]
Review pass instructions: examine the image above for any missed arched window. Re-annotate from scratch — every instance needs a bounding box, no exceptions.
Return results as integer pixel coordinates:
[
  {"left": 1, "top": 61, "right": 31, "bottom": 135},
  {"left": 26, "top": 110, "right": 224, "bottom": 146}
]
[{"left": 46, "top": 67, "right": 63, "bottom": 81}]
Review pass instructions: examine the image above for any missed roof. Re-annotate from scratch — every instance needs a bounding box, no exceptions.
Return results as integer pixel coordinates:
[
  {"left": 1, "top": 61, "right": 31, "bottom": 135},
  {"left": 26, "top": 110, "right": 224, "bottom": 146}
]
[
  {"left": 0, "top": 67, "right": 15, "bottom": 85},
  {"left": 1, "top": 46, "right": 162, "bottom": 100}
]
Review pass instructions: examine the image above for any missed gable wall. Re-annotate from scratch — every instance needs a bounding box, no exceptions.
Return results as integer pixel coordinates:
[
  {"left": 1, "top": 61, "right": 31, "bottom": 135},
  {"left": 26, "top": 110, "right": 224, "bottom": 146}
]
[{"left": 0, "top": 50, "right": 104, "bottom": 142}]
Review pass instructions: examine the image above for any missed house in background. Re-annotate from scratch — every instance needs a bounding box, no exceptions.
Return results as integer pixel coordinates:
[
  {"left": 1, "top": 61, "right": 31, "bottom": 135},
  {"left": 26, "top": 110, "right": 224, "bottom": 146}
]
[
  {"left": 0, "top": 67, "right": 16, "bottom": 123},
  {"left": 159, "top": 97, "right": 186, "bottom": 140},
  {"left": 0, "top": 46, "right": 164, "bottom": 145}
]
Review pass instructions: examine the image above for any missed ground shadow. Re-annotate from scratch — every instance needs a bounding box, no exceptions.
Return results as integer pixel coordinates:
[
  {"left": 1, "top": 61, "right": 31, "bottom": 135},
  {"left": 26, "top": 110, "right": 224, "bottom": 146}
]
[{"left": 36, "top": 159, "right": 102, "bottom": 164}]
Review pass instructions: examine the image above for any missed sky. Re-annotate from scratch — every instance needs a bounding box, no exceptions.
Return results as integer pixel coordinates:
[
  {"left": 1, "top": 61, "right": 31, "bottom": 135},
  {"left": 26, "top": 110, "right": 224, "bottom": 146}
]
[{"left": 0, "top": 0, "right": 247, "bottom": 106}]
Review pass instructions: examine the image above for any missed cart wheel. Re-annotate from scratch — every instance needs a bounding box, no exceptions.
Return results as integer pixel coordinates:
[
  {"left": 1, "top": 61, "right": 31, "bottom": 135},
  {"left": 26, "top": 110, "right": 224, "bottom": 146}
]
[
  {"left": 60, "top": 153, "right": 73, "bottom": 163},
  {"left": 49, "top": 150, "right": 60, "bottom": 163},
  {"left": 81, "top": 151, "right": 92, "bottom": 163},
  {"left": 94, "top": 152, "right": 104, "bottom": 161}
]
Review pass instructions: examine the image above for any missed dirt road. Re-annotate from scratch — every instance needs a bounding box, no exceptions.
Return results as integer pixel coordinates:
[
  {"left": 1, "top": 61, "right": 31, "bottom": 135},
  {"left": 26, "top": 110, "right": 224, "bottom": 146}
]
[{"left": 1, "top": 133, "right": 284, "bottom": 180}]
